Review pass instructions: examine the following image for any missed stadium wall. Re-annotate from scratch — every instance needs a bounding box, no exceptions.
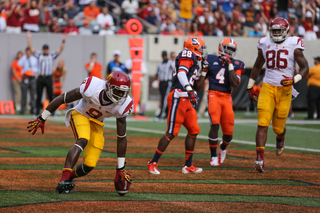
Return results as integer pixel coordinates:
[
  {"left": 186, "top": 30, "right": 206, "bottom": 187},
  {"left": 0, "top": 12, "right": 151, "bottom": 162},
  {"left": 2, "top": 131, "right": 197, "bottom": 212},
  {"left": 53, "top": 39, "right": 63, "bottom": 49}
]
[{"left": 0, "top": 34, "right": 318, "bottom": 110}]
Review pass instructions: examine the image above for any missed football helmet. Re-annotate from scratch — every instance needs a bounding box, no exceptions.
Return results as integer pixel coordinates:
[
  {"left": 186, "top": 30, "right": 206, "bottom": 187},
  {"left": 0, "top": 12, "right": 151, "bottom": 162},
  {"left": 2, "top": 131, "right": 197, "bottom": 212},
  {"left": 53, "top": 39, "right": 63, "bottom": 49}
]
[
  {"left": 184, "top": 36, "right": 207, "bottom": 60},
  {"left": 218, "top": 37, "right": 237, "bottom": 58},
  {"left": 269, "top": 17, "right": 289, "bottom": 42},
  {"left": 105, "top": 71, "right": 131, "bottom": 104}
]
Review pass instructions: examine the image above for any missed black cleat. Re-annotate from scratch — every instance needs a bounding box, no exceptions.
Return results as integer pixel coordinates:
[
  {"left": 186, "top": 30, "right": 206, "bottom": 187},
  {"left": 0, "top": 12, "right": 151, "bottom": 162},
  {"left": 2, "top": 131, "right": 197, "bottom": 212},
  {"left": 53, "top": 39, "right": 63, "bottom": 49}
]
[{"left": 56, "top": 179, "right": 75, "bottom": 194}]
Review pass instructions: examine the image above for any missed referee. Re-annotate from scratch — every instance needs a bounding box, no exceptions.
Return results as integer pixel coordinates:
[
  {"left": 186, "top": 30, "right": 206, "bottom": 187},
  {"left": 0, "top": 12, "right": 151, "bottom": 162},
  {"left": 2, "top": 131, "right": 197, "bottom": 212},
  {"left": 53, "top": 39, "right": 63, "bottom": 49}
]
[
  {"left": 151, "top": 51, "right": 175, "bottom": 120},
  {"left": 27, "top": 31, "right": 66, "bottom": 115}
]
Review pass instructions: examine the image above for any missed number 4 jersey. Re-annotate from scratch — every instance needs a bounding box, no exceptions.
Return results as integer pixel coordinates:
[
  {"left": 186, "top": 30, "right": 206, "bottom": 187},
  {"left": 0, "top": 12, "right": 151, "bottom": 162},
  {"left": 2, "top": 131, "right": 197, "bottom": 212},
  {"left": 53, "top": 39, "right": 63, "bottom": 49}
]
[
  {"left": 207, "top": 54, "right": 245, "bottom": 93},
  {"left": 258, "top": 36, "right": 305, "bottom": 86},
  {"left": 65, "top": 76, "right": 133, "bottom": 127}
]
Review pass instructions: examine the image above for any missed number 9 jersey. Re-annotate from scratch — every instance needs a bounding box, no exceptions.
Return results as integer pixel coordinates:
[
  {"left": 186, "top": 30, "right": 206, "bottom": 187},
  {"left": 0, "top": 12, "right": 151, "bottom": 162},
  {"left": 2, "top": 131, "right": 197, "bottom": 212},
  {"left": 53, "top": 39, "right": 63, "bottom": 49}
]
[{"left": 258, "top": 36, "right": 305, "bottom": 86}]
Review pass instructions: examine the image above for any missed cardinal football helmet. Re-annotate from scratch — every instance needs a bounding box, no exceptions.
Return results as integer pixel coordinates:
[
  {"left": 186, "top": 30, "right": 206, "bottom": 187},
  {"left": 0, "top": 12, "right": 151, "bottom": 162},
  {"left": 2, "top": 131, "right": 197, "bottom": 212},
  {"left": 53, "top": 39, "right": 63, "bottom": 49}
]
[
  {"left": 269, "top": 17, "right": 289, "bottom": 42},
  {"left": 105, "top": 71, "right": 131, "bottom": 104},
  {"left": 218, "top": 37, "right": 237, "bottom": 58},
  {"left": 184, "top": 36, "right": 207, "bottom": 60}
]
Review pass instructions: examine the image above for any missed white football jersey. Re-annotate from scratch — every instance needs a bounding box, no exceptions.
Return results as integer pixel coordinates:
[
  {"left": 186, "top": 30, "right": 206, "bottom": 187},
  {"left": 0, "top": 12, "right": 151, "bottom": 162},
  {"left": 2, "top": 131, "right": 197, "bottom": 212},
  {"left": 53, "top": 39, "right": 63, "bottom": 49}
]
[
  {"left": 65, "top": 77, "right": 133, "bottom": 127},
  {"left": 258, "top": 36, "right": 305, "bottom": 86}
]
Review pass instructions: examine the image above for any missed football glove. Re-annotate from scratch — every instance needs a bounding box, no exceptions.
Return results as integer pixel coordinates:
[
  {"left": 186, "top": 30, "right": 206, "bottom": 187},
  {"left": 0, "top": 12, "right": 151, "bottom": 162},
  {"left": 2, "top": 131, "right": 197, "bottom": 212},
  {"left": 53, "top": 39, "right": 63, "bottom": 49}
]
[
  {"left": 247, "top": 87, "right": 259, "bottom": 102},
  {"left": 115, "top": 165, "right": 132, "bottom": 184},
  {"left": 220, "top": 55, "right": 232, "bottom": 65},
  {"left": 187, "top": 90, "right": 200, "bottom": 106},
  {"left": 27, "top": 116, "right": 46, "bottom": 135},
  {"left": 280, "top": 75, "right": 294, "bottom": 87},
  {"left": 201, "top": 59, "right": 209, "bottom": 76}
]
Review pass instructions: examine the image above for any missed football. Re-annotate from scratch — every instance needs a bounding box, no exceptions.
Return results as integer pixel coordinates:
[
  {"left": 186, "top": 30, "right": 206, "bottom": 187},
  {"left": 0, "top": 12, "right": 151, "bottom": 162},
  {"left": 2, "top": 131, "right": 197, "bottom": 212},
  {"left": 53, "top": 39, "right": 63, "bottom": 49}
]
[{"left": 114, "top": 176, "right": 131, "bottom": 196}]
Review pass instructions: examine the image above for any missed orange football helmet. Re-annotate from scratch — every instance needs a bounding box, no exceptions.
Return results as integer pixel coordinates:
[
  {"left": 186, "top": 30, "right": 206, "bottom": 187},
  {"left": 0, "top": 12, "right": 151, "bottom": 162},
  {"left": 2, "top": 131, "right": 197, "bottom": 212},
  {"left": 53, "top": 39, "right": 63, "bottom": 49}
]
[
  {"left": 184, "top": 36, "right": 207, "bottom": 60},
  {"left": 218, "top": 37, "right": 237, "bottom": 58}
]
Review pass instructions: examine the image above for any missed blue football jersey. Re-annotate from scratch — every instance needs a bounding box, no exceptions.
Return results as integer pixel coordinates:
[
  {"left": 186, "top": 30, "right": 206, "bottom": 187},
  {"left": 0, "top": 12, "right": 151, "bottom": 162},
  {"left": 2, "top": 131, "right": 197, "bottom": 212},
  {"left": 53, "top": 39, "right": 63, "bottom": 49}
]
[
  {"left": 171, "top": 48, "right": 199, "bottom": 92},
  {"left": 206, "top": 54, "right": 245, "bottom": 93}
]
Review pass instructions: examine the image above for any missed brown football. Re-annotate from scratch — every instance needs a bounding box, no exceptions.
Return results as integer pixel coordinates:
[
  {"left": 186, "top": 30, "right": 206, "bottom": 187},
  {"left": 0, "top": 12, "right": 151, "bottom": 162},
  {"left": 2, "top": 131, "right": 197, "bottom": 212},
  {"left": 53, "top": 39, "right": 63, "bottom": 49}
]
[{"left": 114, "top": 177, "right": 131, "bottom": 196}]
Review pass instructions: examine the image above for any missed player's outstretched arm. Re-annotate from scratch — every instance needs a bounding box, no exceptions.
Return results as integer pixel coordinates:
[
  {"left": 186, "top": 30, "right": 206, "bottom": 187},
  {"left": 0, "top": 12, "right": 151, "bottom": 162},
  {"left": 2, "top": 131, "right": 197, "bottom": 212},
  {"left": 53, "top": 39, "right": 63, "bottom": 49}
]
[
  {"left": 27, "top": 87, "right": 82, "bottom": 135},
  {"left": 116, "top": 117, "right": 127, "bottom": 158}
]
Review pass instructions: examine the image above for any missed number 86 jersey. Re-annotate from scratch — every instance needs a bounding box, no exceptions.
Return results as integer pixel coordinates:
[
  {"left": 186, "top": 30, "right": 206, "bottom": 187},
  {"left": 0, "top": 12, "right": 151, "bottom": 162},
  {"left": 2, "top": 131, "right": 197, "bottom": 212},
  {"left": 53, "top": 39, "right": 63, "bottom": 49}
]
[{"left": 258, "top": 36, "right": 305, "bottom": 86}]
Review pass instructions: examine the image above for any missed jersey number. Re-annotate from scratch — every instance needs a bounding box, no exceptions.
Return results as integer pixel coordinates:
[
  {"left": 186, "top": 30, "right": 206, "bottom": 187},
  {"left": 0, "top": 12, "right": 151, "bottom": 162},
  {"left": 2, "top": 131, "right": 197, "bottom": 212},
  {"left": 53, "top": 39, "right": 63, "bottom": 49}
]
[
  {"left": 182, "top": 50, "right": 192, "bottom": 58},
  {"left": 266, "top": 50, "right": 288, "bottom": 69},
  {"left": 216, "top": 68, "right": 225, "bottom": 84},
  {"left": 87, "top": 108, "right": 103, "bottom": 118}
]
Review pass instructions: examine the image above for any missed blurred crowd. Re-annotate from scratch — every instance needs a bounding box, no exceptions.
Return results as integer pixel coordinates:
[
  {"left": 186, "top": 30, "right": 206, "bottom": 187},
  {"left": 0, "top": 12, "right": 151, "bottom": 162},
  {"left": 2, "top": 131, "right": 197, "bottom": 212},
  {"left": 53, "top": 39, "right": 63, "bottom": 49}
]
[{"left": 0, "top": 0, "right": 320, "bottom": 39}]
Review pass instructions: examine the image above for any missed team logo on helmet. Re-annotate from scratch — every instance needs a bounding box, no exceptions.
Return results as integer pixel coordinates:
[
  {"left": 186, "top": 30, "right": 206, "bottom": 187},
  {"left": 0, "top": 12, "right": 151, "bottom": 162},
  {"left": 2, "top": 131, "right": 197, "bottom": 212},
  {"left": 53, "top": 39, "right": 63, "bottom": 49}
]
[
  {"left": 183, "top": 36, "right": 207, "bottom": 60},
  {"left": 218, "top": 37, "right": 237, "bottom": 58}
]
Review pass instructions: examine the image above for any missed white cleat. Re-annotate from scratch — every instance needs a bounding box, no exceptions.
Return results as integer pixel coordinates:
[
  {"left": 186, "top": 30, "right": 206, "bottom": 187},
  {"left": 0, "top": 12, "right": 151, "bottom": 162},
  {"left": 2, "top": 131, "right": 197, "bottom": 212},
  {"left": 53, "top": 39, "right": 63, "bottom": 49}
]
[
  {"left": 182, "top": 164, "right": 203, "bottom": 174},
  {"left": 219, "top": 141, "right": 227, "bottom": 164},
  {"left": 210, "top": 157, "right": 220, "bottom": 167}
]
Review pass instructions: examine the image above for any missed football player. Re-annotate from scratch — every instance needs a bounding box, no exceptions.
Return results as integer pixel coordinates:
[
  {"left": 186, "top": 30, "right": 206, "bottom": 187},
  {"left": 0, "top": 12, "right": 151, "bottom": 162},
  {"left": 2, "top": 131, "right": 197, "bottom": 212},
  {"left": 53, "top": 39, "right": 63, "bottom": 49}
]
[
  {"left": 27, "top": 71, "right": 133, "bottom": 193},
  {"left": 147, "top": 36, "right": 206, "bottom": 174},
  {"left": 247, "top": 17, "right": 309, "bottom": 172},
  {"left": 197, "top": 38, "right": 245, "bottom": 166}
]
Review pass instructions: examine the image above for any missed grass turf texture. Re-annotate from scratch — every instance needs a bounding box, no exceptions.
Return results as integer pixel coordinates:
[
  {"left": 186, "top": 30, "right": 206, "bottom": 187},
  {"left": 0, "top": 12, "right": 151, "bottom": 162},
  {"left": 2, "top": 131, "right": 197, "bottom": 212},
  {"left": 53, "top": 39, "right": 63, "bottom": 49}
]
[{"left": 0, "top": 116, "right": 319, "bottom": 212}]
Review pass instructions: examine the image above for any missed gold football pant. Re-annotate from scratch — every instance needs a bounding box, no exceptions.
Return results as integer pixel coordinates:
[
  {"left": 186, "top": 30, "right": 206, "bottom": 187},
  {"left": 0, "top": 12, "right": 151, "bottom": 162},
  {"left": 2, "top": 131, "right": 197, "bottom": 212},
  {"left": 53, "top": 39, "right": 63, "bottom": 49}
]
[
  {"left": 69, "top": 110, "right": 104, "bottom": 168},
  {"left": 257, "top": 83, "right": 292, "bottom": 135}
]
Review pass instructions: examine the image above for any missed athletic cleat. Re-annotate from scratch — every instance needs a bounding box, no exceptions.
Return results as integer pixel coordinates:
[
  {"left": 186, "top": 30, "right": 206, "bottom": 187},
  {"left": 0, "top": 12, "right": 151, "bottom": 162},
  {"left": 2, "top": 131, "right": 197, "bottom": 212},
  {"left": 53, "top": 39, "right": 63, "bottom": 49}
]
[
  {"left": 276, "top": 136, "right": 285, "bottom": 156},
  {"left": 182, "top": 164, "right": 203, "bottom": 174},
  {"left": 219, "top": 141, "right": 227, "bottom": 164},
  {"left": 56, "top": 179, "right": 75, "bottom": 194},
  {"left": 147, "top": 161, "right": 160, "bottom": 175},
  {"left": 253, "top": 160, "right": 265, "bottom": 173},
  {"left": 210, "top": 157, "right": 220, "bottom": 167}
]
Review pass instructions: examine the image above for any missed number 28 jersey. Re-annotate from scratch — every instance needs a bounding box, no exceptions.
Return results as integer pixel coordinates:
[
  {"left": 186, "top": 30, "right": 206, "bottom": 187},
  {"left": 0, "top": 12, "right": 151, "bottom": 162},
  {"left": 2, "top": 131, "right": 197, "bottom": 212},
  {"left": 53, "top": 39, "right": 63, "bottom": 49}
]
[
  {"left": 258, "top": 36, "right": 305, "bottom": 86},
  {"left": 171, "top": 48, "right": 199, "bottom": 97}
]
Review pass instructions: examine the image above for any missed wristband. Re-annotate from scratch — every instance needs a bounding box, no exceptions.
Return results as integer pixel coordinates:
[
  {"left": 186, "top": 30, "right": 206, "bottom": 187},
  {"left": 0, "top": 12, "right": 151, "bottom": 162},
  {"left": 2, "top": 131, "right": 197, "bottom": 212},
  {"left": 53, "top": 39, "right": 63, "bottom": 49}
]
[
  {"left": 41, "top": 109, "right": 51, "bottom": 120},
  {"left": 185, "top": 85, "right": 192, "bottom": 91},
  {"left": 228, "top": 63, "right": 234, "bottom": 71},
  {"left": 294, "top": 74, "right": 302, "bottom": 83},
  {"left": 201, "top": 72, "right": 207, "bottom": 77},
  {"left": 62, "top": 40, "right": 65, "bottom": 43},
  {"left": 118, "top": 157, "right": 125, "bottom": 169},
  {"left": 247, "top": 78, "right": 256, "bottom": 89}
]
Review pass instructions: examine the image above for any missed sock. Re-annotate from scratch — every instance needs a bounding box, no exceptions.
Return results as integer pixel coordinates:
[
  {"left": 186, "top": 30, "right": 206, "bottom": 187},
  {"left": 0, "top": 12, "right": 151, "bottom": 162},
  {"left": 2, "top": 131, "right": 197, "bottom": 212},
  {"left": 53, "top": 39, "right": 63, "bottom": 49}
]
[
  {"left": 256, "top": 147, "right": 265, "bottom": 161},
  {"left": 150, "top": 149, "right": 163, "bottom": 163},
  {"left": 220, "top": 141, "right": 229, "bottom": 150},
  {"left": 59, "top": 168, "right": 72, "bottom": 182},
  {"left": 209, "top": 145, "right": 217, "bottom": 157},
  {"left": 69, "top": 168, "right": 78, "bottom": 181},
  {"left": 185, "top": 150, "right": 194, "bottom": 167}
]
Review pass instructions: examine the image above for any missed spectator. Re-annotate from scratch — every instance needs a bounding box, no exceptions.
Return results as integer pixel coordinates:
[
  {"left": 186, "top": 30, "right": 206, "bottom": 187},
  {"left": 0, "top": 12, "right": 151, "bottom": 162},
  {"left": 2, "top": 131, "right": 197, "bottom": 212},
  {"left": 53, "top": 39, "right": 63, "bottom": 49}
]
[
  {"left": 231, "top": 3, "right": 245, "bottom": 25},
  {"left": 178, "top": 0, "right": 194, "bottom": 33},
  {"left": 302, "top": 8, "right": 317, "bottom": 40},
  {"left": 145, "top": 7, "right": 159, "bottom": 26},
  {"left": 136, "top": 3, "right": 149, "bottom": 20},
  {"left": 99, "top": 22, "right": 114, "bottom": 35},
  {"left": 18, "top": 47, "right": 38, "bottom": 115},
  {"left": 78, "top": 0, "right": 91, "bottom": 11},
  {"left": 85, "top": 53, "right": 102, "bottom": 78},
  {"left": 172, "top": 21, "right": 185, "bottom": 35},
  {"left": 5, "top": 0, "right": 23, "bottom": 33},
  {"left": 116, "top": 19, "right": 129, "bottom": 34},
  {"left": 83, "top": 1, "right": 100, "bottom": 22},
  {"left": 260, "top": 0, "right": 275, "bottom": 24},
  {"left": 289, "top": 13, "right": 299, "bottom": 36},
  {"left": 27, "top": 31, "right": 66, "bottom": 115},
  {"left": 23, "top": 0, "right": 43, "bottom": 32},
  {"left": 248, "top": 23, "right": 263, "bottom": 37},
  {"left": 256, "top": 16, "right": 268, "bottom": 36},
  {"left": 38, "top": 0, "right": 51, "bottom": 32},
  {"left": 79, "top": 19, "right": 93, "bottom": 35},
  {"left": 120, "top": 0, "right": 138, "bottom": 20},
  {"left": 277, "top": 0, "right": 289, "bottom": 20},
  {"left": 306, "top": 56, "right": 320, "bottom": 119},
  {"left": 189, "top": 22, "right": 203, "bottom": 36},
  {"left": 49, "top": 16, "right": 62, "bottom": 33},
  {"left": 218, "top": 0, "right": 235, "bottom": 20},
  {"left": 63, "top": 0, "right": 79, "bottom": 21},
  {"left": 96, "top": 6, "right": 114, "bottom": 28},
  {"left": 243, "top": 3, "right": 258, "bottom": 27},
  {"left": 52, "top": 59, "right": 66, "bottom": 97},
  {"left": 150, "top": 50, "right": 174, "bottom": 120},
  {"left": 63, "top": 18, "right": 79, "bottom": 35},
  {"left": 11, "top": 51, "right": 23, "bottom": 111},
  {"left": 52, "top": 0, "right": 65, "bottom": 18},
  {"left": 160, "top": 17, "right": 176, "bottom": 33},
  {"left": 231, "top": 21, "right": 245, "bottom": 36},
  {"left": 288, "top": 0, "right": 304, "bottom": 20},
  {"left": 106, "top": 49, "right": 127, "bottom": 77}
]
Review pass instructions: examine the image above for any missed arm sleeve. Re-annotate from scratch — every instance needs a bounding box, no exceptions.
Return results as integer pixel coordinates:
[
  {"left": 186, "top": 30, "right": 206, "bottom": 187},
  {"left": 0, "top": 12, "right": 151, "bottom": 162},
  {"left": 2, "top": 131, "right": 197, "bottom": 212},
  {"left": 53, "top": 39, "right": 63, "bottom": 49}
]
[{"left": 177, "top": 71, "right": 190, "bottom": 88}]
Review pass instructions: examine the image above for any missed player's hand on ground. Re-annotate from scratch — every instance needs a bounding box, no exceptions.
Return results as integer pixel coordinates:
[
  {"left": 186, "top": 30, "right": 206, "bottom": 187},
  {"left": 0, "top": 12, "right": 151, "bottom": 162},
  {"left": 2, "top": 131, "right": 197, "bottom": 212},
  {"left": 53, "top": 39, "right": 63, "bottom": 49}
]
[
  {"left": 27, "top": 116, "right": 46, "bottom": 135},
  {"left": 247, "top": 87, "right": 259, "bottom": 102},
  {"left": 220, "top": 55, "right": 232, "bottom": 65},
  {"left": 187, "top": 90, "right": 200, "bottom": 106},
  {"left": 280, "top": 75, "right": 294, "bottom": 86},
  {"left": 115, "top": 166, "right": 132, "bottom": 184}
]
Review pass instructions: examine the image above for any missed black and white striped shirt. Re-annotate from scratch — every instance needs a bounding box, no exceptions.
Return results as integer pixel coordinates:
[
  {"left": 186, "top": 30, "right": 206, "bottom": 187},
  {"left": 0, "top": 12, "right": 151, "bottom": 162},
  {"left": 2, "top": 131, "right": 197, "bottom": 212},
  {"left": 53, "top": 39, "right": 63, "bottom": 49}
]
[
  {"left": 156, "top": 59, "right": 175, "bottom": 82},
  {"left": 34, "top": 50, "right": 58, "bottom": 76}
]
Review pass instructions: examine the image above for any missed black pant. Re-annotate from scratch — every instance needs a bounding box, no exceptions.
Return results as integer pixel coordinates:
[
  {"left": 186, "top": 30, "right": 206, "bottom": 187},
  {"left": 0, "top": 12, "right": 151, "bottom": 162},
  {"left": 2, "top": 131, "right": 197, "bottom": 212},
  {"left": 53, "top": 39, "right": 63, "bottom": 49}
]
[
  {"left": 20, "top": 76, "right": 36, "bottom": 114},
  {"left": 36, "top": 75, "right": 53, "bottom": 115},
  {"left": 307, "top": 85, "right": 320, "bottom": 118},
  {"left": 158, "top": 81, "right": 172, "bottom": 118}
]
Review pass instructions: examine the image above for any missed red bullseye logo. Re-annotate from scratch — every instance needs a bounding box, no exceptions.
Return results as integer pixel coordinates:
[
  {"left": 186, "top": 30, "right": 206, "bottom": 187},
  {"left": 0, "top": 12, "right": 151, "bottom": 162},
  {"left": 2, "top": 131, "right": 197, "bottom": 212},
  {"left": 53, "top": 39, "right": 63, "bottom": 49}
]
[{"left": 126, "top": 19, "right": 143, "bottom": 36}]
